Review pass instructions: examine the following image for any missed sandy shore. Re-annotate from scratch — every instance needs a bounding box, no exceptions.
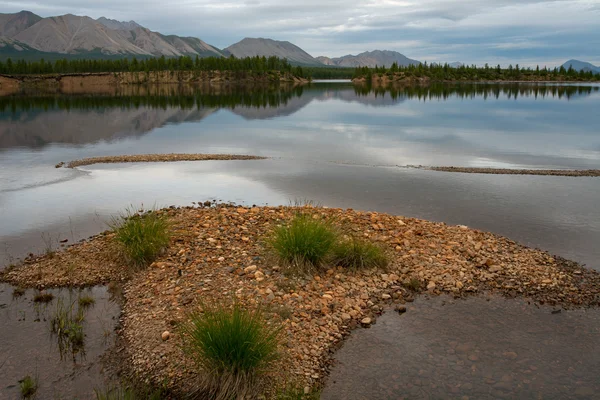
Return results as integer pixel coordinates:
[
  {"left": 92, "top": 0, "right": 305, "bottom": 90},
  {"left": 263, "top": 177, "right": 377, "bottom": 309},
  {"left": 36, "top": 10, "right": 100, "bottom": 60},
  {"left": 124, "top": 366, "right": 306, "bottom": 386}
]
[
  {"left": 427, "top": 166, "right": 600, "bottom": 177},
  {"left": 63, "top": 153, "right": 267, "bottom": 168},
  {"left": 2, "top": 205, "right": 598, "bottom": 397}
]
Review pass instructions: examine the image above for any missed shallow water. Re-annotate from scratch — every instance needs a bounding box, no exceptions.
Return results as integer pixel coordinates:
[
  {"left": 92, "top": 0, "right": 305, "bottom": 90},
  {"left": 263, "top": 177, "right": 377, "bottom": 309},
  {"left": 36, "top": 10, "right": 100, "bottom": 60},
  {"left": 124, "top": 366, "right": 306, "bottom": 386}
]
[
  {"left": 0, "top": 284, "right": 120, "bottom": 399},
  {"left": 322, "top": 295, "right": 600, "bottom": 400}
]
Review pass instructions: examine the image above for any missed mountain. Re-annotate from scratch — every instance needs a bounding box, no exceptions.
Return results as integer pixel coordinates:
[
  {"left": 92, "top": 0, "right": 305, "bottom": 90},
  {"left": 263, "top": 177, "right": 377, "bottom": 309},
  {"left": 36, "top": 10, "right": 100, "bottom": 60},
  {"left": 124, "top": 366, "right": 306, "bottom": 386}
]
[
  {"left": 449, "top": 62, "right": 463, "bottom": 68},
  {"left": 316, "top": 50, "right": 421, "bottom": 68},
  {"left": 562, "top": 59, "right": 600, "bottom": 74},
  {"left": 0, "top": 10, "right": 41, "bottom": 37},
  {"left": 0, "top": 10, "right": 223, "bottom": 59},
  {"left": 225, "top": 38, "right": 321, "bottom": 65}
]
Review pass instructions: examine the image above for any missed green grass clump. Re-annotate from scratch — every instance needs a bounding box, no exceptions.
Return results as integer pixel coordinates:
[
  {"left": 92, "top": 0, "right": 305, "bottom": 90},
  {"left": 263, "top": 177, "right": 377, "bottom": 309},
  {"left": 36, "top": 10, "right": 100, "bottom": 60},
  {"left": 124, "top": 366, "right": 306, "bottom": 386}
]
[
  {"left": 20, "top": 375, "right": 37, "bottom": 399},
  {"left": 183, "top": 304, "right": 280, "bottom": 376},
  {"left": 403, "top": 277, "right": 422, "bottom": 291},
  {"left": 109, "top": 208, "right": 170, "bottom": 268},
  {"left": 182, "top": 303, "right": 280, "bottom": 398},
  {"left": 331, "top": 237, "right": 389, "bottom": 270},
  {"left": 50, "top": 298, "right": 85, "bottom": 358},
  {"left": 267, "top": 213, "right": 337, "bottom": 274},
  {"left": 78, "top": 295, "right": 96, "bottom": 308}
]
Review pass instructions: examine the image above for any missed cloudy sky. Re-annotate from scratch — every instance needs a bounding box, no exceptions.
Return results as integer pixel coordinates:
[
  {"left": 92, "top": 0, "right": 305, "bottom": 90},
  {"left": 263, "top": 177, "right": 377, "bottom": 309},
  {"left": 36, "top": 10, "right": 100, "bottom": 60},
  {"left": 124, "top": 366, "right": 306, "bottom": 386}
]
[{"left": 2, "top": 0, "right": 599, "bottom": 66}]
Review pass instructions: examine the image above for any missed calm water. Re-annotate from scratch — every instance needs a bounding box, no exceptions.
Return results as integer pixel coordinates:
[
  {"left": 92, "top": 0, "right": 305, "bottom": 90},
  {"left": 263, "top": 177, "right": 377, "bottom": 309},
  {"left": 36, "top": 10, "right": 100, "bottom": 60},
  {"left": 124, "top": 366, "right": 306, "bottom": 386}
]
[
  {"left": 1, "top": 82, "right": 599, "bottom": 268},
  {"left": 1, "top": 82, "right": 600, "bottom": 398},
  {"left": 322, "top": 295, "right": 600, "bottom": 400}
]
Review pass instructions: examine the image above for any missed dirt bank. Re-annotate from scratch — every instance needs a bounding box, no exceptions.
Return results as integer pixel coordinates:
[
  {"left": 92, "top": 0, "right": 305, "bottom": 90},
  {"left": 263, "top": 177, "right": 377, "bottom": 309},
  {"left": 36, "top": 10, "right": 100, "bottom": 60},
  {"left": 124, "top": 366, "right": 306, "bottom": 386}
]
[
  {"left": 2, "top": 205, "right": 598, "bottom": 397},
  {"left": 0, "top": 71, "right": 308, "bottom": 95}
]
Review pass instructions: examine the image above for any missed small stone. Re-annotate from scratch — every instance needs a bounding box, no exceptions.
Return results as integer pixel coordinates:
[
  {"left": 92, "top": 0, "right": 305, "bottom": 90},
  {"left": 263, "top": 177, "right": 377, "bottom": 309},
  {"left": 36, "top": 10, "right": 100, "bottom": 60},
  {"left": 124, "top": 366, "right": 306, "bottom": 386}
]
[
  {"left": 341, "top": 313, "right": 351, "bottom": 321},
  {"left": 489, "top": 265, "right": 502, "bottom": 273},
  {"left": 381, "top": 294, "right": 391, "bottom": 300},
  {"left": 218, "top": 257, "right": 225, "bottom": 262},
  {"left": 322, "top": 294, "right": 333, "bottom": 300},
  {"left": 427, "top": 281, "right": 436, "bottom": 290},
  {"left": 161, "top": 331, "right": 170, "bottom": 341},
  {"left": 361, "top": 317, "right": 372, "bottom": 325},
  {"left": 395, "top": 306, "right": 407, "bottom": 314},
  {"left": 304, "top": 387, "right": 310, "bottom": 395},
  {"left": 254, "top": 271, "right": 265, "bottom": 282},
  {"left": 244, "top": 265, "right": 257, "bottom": 274}
]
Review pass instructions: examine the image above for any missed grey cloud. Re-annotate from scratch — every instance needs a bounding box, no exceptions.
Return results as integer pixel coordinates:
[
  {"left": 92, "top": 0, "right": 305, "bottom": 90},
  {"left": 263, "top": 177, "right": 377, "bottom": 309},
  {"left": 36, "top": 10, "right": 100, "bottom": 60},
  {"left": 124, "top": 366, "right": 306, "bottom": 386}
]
[{"left": 0, "top": 0, "right": 598, "bottom": 65}]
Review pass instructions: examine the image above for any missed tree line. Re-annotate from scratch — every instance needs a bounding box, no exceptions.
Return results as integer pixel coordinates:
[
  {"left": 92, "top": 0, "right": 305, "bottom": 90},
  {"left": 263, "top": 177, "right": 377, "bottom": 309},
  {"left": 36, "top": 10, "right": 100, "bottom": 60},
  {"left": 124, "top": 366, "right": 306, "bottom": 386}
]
[
  {"left": 353, "top": 62, "right": 600, "bottom": 82},
  {"left": 0, "top": 55, "right": 308, "bottom": 78}
]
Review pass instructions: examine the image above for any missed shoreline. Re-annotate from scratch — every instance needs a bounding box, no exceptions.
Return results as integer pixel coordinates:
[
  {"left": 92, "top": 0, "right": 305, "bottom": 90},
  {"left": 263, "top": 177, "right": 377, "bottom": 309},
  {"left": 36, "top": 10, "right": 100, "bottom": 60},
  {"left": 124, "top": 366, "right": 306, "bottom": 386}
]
[
  {"left": 62, "top": 153, "right": 267, "bottom": 168},
  {"left": 424, "top": 166, "right": 600, "bottom": 177},
  {"left": 1, "top": 205, "right": 598, "bottom": 397}
]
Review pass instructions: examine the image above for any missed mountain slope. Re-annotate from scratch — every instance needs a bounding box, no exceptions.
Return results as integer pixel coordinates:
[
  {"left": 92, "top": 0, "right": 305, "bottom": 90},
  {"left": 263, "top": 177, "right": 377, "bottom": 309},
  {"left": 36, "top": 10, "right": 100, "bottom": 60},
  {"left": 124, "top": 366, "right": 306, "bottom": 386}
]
[
  {"left": 316, "top": 50, "right": 420, "bottom": 68},
  {"left": 0, "top": 11, "right": 223, "bottom": 59},
  {"left": 225, "top": 38, "right": 321, "bottom": 65},
  {"left": 562, "top": 59, "right": 600, "bottom": 74},
  {"left": 0, "top": 10, "right": 42, "bottom": 37},
  {"left": 13, "top": 14, "right": 149, "bottom": 55}
]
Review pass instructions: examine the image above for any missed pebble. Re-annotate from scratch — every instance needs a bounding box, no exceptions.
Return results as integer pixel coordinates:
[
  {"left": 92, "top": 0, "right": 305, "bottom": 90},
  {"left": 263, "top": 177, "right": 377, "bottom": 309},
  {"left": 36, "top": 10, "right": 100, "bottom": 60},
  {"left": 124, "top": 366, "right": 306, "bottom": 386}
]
[
  {"left": 244, "top": 265, "right": 257, "bottom": 274},
  {"left": 161, "top": 331, "right": 170, "bottom": 341},
  {"left": 361, "top": 318, "right": 372, "bottom": 325}
]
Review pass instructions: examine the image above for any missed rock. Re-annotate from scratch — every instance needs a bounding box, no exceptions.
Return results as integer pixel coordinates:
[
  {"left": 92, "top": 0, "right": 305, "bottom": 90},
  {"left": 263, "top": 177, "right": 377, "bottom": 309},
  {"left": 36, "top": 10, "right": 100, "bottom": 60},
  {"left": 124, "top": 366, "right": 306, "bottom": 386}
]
[
  {"left": 244, "top": 265, "right": 257, "bottom": 274},
  {"left": 322, "top": 294, "right": 333, "bottom": 300},
  {"left": 503, "top": 351, "right": 518, "bottom": 359},
  {"left": 381, "top": 294, "right": 391, "bottom": 300},
  {"left": 395, "top": 306, "right": 407, "bottom": 314},
  {"left": 254, "top": 271, "right": 265, "bottom": 282},
  {"left": 341, "top": 313, "right": 351, "bottom": 321},
  {"left": 427, "top": 281, "right": 436, "bottom": 290},
  {"left": 489, "top": 265, "right": 502, "bottom": 273},
  {"left": 361, "top": 317, "right": 372, "bottom": 326},
  {"left": 161, "top": 331, "right": 170, "bottom": 341}
]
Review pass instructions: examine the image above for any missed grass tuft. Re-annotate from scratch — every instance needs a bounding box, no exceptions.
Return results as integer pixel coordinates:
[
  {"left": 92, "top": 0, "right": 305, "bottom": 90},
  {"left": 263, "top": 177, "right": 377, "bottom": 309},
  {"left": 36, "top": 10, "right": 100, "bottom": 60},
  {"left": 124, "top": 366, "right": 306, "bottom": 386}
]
[
  {"left": 267, "top": 213, "right": 338, "bottom": 274},
  {"left": 403, "top": 277, "right": 422, "bottom": 291},
  {"left": 331, "top": 237, "right": 389, "bottom": 270},
  {"left": 19, "top": 375, "right": 37, "bottom": 399},
  {"left": 109, "top": 207, "right": 170, "bottom": 268},
  {"left": 182, "top": 303, "right": 280, "bottom": 376},
  {"left": 33, "top": 292, "right": 54, "bottom": 303},
  {"left": 94, "top": 385, "right": 165, "bottom": 400},
  {"left": 78, "top": 295, "right": 96, "bottom": 308},
  {"left": 182, "top": 303, "right": 280, "bottom": 398},
  {"left": 50, "top": 297, "right": 85, "bottom": 358},
  {"left": 276, "top": 384, "right": 321, "bottom": 400}
]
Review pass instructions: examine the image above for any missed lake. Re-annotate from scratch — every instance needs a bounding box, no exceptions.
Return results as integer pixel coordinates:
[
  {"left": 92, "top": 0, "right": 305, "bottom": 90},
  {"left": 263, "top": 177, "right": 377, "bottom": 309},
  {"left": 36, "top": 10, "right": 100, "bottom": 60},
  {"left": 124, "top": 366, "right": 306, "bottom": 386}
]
[
  {"left": 1, "top": 82, "right": 599, "bottom": 269},
  {"left": 1, "top": 81, "right": 600, "bottom": 399}
]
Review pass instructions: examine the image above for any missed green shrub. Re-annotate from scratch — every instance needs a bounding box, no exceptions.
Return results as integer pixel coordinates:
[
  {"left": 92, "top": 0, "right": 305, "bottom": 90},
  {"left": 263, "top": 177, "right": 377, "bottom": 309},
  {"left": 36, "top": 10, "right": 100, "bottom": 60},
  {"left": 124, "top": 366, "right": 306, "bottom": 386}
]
[
  {"left": 109, "top": 208, "right": 170, "bottom": 268},
  {"left": 267, "top": 213, "right": 338, "bottom": 274},
  {"left": 20, "top": 375, "right": 37, "bottom": 399},
  {"left": 182, "top": 304, "right": 280, "bottom": 377},
  {"left": 331, "top": 237, "right": 389, "bottom": 270}
]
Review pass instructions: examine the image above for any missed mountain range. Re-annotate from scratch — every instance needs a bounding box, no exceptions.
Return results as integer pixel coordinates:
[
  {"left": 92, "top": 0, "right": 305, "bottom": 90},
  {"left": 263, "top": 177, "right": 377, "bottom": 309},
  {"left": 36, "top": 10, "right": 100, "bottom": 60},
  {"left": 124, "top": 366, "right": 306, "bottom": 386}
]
[
  {"left": 0, "top": 10, "right": 423, "bottom": 68},
  {"left": 0, "top": 10, "right": 597, "bottom": 72},
  {"left": 316, "top": 50, "right": 420, "bottom": 68}
]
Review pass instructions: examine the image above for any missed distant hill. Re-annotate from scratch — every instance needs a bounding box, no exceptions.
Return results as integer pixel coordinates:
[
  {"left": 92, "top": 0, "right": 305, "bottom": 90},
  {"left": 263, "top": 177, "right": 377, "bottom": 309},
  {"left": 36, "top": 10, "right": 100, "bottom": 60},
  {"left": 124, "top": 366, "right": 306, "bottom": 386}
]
[
  {"left": 449, "top": 62, "right": 463, "bottom": 68},
  {"left": 0, "top": 10, "right": 223, "bottom": 59},
  {"left": 224, "top": 38, "right": 322, "bottom": 65},
  {"left": 562, "top": 59, "right": 600, "bottom": 74},
  {"left": 315, "top": 50, "right": 421, "bottom": 68}
]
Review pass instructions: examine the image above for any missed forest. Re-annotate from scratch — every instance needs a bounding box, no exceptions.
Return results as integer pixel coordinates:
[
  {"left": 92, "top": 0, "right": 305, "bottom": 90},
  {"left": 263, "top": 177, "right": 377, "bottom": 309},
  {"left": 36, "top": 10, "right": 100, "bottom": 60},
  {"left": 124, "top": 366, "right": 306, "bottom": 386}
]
[
  {"left": 353, "top": 62, "right": 600, "bottom": 82},
  {"left": 0, "top": 54, "right": 598, "bottom": 82}
]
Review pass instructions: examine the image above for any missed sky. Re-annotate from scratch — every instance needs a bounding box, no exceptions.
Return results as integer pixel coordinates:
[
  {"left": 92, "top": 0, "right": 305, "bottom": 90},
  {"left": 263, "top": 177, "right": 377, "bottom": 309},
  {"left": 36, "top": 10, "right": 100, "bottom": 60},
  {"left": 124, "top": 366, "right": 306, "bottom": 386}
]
[{"left": 1, "top": 0, "right": 599, "bottom": 67}]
